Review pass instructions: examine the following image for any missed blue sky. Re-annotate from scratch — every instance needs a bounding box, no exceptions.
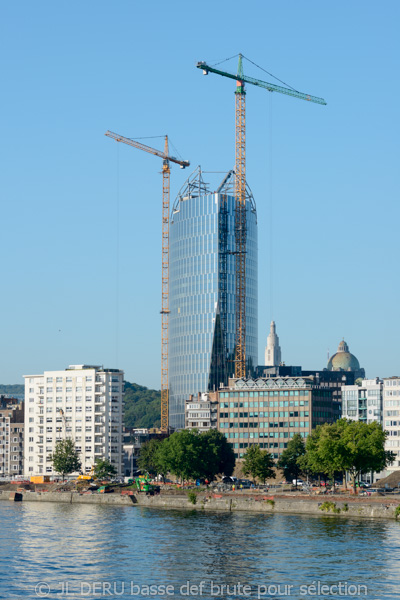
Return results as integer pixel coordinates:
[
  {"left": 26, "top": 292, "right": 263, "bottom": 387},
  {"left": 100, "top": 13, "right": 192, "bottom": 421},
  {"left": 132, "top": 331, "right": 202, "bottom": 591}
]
[{"left": 1, "top": 1, "right": 399, "bottom": 387}]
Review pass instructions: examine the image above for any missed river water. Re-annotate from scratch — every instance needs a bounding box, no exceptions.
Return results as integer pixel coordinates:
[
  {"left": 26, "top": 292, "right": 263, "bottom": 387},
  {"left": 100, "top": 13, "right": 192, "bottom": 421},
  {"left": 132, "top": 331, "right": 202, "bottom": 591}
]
[{"left": 1, "top": 502, "right": 400, "bottom": 599}]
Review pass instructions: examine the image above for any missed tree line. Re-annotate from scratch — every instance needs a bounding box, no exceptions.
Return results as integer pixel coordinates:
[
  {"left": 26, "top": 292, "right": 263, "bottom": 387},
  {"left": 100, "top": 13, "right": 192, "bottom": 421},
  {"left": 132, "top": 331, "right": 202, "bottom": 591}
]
[
  {"left": 138, "top": 429, "right": 235, "bottom": 482},
  {"left": 277, "top": 419, "right": 394, "bottom": 492},
  {"left": 139, "top": 419, "right": 394, "bottom": 491}
]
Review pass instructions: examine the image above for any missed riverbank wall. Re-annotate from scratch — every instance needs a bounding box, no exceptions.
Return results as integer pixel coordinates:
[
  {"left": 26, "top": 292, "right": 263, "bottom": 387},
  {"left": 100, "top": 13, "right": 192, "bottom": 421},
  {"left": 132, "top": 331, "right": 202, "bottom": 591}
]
[
  {"left": 134, "top": 492, "right": 400, "bottom": 520},
  {"left": 1, "top": 489, "right": 399, "bottom": 519},
  {"left": 0, "top": 490, "right": 136, "bottom": 506}
]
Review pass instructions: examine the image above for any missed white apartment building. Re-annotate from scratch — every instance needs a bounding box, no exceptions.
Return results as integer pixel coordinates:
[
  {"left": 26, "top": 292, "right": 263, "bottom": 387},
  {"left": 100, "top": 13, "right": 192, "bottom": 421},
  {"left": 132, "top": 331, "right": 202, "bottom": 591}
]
[
  {"left": 383, "top": 376, "right": 400, "bottom": 474},
  {"left": 185, "top": 392, "right": 218, "bottom": 431},
  {"left": 24, "top": 365, "right": 124, "bottom": 477},
  {"left": 341, "top": 378, "right": 383, "bottom": 424}
]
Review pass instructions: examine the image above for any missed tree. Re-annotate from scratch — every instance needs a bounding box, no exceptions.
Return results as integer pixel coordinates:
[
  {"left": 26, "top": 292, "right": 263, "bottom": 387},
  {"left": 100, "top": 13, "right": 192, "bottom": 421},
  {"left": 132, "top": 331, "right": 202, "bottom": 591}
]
[
  {"left": 153, "top": 429, "right": 235, "bottom": 484},
  {"left": 277, "top": 434, "right": 305, "bottom": 488},
  {"left": 302, "top": 420, "right": 395, "bottom": 494},
  {"left": 200, "top": 429, "right": 235, "bottom": 481},
  {"left": 157, "top": 429, "right": 204, "bottom": 483},
  {"left": 302, "top": 422, "right": 345, "bottom": 485},
  {"left": 50, "top": 438, "right": 81, "bottom": 480},
  {"left": 137, "top": 439, "right": 164, "bottom": 476},
  {"left": 337, "top": 420, "right": 395, "bottom": 494},
  {"left": 94, "top": 459, "right": 117, "bottom": 480},
  {"left": 242, "top": 445, "right": 275, "bottom": 484}
]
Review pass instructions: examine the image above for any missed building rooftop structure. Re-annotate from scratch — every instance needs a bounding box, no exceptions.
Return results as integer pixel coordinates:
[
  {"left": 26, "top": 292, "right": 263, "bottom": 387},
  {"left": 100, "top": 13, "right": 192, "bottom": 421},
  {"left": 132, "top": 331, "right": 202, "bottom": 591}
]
[
  {"left": 327, "top": 340, "right": 363, "bottom": 374},
  {"left": 264, "top": 321, "right": 282, "bottom": 367}
]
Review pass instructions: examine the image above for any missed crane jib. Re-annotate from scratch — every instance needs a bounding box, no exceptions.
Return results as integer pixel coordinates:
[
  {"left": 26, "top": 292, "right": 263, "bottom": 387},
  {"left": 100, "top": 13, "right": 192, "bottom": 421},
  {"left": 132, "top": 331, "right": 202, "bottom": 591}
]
[{"left": 196, "top": 62, "right": 327, "bottom": 106}]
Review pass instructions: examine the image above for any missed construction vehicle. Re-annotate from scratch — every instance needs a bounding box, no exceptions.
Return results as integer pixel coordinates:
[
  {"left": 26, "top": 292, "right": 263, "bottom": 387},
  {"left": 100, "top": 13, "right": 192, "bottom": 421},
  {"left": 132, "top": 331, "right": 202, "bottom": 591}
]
[
  {"left": 77, "top": 465, "right": 95, "bottom": 482},
  {"left": 105, "top": 131, "right": 189, "bottom": 432},
  {"left": 97, "top": 485, "right": 113, "bottom": 494},
  {"left": 197, "top": 55, "right": 326, "bottom": 377},
  {"left": 134, "top": 475, "right": 160, "bottom": 495}
]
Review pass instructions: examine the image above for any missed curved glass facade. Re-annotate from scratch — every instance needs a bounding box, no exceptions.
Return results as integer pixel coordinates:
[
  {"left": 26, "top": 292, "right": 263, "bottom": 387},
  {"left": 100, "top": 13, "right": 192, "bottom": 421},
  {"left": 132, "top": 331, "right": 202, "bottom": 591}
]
[{"left": 169, "top": 171, "right": 257, "bottom": 430}]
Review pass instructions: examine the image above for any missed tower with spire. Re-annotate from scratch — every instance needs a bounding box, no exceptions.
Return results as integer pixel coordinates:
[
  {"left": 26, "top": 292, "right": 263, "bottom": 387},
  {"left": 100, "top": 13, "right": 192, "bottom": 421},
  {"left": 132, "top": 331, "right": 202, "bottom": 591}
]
[{"left": 265, "top": 321, "right": 282, "bottom": 367}]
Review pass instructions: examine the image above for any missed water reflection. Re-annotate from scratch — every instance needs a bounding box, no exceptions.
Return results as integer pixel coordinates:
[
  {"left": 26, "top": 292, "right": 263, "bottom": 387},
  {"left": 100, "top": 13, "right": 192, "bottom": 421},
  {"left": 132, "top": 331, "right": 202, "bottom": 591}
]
[{"left": 0, "top": 503, "right": 399, "bottom": 599}]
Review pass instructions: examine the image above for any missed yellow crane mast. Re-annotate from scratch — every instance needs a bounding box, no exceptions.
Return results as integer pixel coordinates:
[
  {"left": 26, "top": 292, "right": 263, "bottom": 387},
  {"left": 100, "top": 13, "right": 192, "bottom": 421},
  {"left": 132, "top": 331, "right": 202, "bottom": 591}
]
[
  {"left": 105, "top": 130, "right": 190, "bottom": 431},
  {"left": 197, "top": 55, "right": 326, "bottom": 378}
]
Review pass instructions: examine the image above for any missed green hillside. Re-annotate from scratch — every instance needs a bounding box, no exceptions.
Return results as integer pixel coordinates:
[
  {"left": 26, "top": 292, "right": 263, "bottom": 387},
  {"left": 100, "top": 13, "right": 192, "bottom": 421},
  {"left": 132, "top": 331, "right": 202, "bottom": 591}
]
[
  {"left": 123, "top": 381, "right": 161, "bottom": 429},
  {"left": 0, "top": 384, "right": 24, "bottom": 396}
]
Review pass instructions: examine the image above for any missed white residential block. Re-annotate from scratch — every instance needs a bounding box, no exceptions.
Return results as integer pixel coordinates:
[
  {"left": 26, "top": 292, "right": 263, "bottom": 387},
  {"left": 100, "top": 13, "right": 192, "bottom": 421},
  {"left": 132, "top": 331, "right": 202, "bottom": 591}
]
[{"left": 24, "top": 365, "right": 124, "bottom": 477}]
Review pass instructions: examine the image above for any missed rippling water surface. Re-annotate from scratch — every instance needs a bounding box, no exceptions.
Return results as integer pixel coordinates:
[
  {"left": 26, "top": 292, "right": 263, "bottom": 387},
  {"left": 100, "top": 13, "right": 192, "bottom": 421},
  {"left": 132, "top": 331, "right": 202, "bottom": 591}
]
[{"left": 1, "top": 502, "right": 400, "bottom": 599}]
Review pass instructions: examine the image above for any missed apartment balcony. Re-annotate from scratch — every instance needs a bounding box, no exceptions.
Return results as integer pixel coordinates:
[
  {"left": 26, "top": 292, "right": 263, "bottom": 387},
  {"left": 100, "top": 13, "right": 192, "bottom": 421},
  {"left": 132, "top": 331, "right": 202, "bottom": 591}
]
[{"left": 95, "top": 387, "right": 106, "bottom": 395}]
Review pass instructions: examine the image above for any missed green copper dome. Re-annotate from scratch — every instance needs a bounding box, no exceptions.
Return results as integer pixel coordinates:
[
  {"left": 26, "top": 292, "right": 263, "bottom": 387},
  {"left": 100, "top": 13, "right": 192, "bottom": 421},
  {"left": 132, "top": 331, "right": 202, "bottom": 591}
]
[{"left": 327, "top": 340, "right": 360, "bottom": 372}]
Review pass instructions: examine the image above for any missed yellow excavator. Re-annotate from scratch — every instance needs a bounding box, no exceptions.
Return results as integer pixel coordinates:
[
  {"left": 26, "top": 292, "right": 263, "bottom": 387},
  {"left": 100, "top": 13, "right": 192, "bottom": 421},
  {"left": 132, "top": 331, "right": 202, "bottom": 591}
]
[{"left": 77, "top": 465, "right": 95, "bottom": 482}]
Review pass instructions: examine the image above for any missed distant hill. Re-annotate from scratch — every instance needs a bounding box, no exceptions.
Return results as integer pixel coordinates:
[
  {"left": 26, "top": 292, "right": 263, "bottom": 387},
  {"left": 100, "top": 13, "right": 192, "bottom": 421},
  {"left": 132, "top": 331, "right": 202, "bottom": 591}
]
[
  {"left": 123, "top": 381, "right": 161, "bottom": 429},
  {"left": 0, "top": 384, "right": 24, "bottom": 396}
]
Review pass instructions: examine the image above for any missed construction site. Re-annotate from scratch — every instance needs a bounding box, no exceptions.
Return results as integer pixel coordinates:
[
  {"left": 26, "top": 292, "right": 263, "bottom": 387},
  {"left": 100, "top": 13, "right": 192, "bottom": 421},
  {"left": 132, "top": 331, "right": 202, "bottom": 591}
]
[{"left": 106, "top": 54, "right": 326, "bottom": 434}]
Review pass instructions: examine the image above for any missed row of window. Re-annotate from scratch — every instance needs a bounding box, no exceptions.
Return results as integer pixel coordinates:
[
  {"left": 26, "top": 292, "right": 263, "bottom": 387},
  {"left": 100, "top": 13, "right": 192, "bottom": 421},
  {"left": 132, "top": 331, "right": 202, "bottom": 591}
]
[
  {"left": 225, "top": 431, "right": 310, "bottom": 440},
  {"left": 220, "top": 391, "right": 309, "bottom": 398},
  {"left": 220, "top": 400, "right": 309, "bottom": 409},
  {"left": 220, "top": 421, "right": 309, "bottom": 429},
  {"left": 220, "top": 411, "right": 308, "bottom": 419},
  {"left": 29, "top": 396, "right": 95, "bottom": 403}
]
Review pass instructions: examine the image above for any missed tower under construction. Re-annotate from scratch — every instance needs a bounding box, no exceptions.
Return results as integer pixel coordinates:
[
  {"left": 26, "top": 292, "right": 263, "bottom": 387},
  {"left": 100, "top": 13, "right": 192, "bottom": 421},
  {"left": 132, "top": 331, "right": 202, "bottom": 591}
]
[{"left": 168, "top": 168, "right": 258, "bottom": 429}]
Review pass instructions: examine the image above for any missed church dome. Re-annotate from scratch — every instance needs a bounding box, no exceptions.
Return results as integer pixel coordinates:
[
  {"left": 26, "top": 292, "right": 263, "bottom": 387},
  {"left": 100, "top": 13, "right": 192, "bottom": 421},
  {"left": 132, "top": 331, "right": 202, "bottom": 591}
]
[{"left": 327, "top": 339, "right": 360, "bottom": 372}]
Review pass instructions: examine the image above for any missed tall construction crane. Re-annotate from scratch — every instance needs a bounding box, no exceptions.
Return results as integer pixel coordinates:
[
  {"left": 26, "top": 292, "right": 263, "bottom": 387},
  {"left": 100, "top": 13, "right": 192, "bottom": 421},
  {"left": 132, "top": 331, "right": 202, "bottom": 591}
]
[
  {"left": 197, "top": 54, "right": 326, "bottom": 379},
  {"left": 105, "top": 130, "right": 190, "bottom": 431}
]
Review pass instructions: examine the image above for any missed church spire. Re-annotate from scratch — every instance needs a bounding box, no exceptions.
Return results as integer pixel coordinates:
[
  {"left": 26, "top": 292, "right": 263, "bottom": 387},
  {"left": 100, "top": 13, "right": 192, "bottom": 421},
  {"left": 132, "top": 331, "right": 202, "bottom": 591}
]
[{"left": 265, "top": 320, "right": 282, "bottom": 366}]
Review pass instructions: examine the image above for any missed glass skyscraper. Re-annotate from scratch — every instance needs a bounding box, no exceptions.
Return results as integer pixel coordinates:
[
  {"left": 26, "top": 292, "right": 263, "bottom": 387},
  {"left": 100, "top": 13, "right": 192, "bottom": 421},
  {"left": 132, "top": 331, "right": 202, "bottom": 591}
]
[{"left": 169, "top": 168, "right": 258, "bottom": 430}]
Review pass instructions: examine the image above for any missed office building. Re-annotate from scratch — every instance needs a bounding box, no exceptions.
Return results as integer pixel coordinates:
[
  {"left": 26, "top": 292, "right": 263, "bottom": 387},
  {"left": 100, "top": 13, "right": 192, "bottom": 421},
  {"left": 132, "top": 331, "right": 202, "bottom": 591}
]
[
  {"left": 169, "top": 168, "right": 258, "bottom": 429},
  {"left": 24, "top": 365, "right": 124, "bottom": 477},
  {"left": 383, "top": 377, "right": 400, "bottom": 474},
  {"left": 341, "top": 378, "right": 383, "bottom": 424},
  {"left": 217, "top": 376, "right": 340, "bottom": 460}
]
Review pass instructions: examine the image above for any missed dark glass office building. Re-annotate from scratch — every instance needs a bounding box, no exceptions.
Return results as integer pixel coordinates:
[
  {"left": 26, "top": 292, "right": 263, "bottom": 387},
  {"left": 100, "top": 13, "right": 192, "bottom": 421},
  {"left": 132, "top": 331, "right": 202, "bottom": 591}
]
[{"left": 169, "top": 169, "right": 258, "bottom": 429}]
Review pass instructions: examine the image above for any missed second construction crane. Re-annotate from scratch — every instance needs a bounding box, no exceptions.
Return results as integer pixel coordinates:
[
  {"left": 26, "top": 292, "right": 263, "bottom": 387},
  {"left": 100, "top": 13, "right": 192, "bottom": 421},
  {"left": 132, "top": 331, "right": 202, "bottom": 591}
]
[
  {"left": 197, "top": 54, "right": 326, "bottom": 379},
  {"left": 105, "top": 130, "right": 190, "bottom": 431}
]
